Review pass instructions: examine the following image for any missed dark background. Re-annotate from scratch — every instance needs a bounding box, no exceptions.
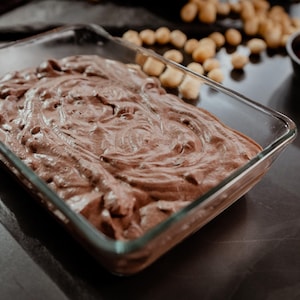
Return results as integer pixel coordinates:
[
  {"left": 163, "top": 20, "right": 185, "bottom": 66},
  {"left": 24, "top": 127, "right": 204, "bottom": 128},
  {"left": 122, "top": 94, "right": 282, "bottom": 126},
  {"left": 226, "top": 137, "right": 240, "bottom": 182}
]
[{"left": 0, "top": 1, "right": 300, "bottom": 300}]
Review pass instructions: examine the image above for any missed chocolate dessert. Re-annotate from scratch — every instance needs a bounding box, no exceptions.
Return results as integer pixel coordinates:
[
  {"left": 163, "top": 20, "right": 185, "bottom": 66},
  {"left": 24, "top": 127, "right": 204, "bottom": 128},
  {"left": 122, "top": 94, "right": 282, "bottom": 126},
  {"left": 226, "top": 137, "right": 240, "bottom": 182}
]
[{"left": 0, "top": 54, "right": 262, "bottom": 240}]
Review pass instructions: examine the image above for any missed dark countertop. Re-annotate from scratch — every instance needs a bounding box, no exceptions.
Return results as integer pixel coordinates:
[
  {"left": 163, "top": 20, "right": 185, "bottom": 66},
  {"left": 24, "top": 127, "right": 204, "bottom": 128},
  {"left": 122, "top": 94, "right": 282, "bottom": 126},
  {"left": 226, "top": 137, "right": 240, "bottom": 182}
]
[{"left": 1, "top": 1, "right": 300, "bottom": 300}]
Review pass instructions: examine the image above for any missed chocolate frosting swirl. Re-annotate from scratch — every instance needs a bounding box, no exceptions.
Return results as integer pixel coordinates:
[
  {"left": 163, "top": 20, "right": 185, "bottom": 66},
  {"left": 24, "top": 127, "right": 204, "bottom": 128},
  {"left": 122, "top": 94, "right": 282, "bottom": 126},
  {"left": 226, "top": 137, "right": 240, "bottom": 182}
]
[{"left": 0, "top": 55, "right": 261, "bottom": 240}]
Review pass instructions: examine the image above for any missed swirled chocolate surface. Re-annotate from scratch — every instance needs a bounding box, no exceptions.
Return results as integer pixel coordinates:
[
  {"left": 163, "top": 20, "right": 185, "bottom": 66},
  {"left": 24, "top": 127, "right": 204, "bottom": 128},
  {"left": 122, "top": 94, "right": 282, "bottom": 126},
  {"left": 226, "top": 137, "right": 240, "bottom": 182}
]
[{"left": 0, "top": 55, "right": 261, "bottom": 240}]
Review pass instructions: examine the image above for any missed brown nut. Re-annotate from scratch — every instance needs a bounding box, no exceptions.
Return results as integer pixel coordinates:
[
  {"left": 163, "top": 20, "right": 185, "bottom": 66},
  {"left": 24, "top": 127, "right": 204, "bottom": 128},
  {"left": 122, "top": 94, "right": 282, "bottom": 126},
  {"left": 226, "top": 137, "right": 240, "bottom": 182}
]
[
  {"left": 163, "top": 49, "right": 184, "bottom": 64},
  {"left": 122, "top": 30, "right": 142, "bottom": 46},
  {"left": 170, "top": 29, "right": 187, "bottom": 48},
  {"left": 209, "top": 32, "right": 225, "bottom": 48},
  {"left": 192, "top": 44, "right": 216, "bottom": 63},
  {"left": 207, "top": 68, "right": 224, "bottom": 83},
  {"left": 179, "top": 76, "right": 202, "bottom": 100},
  {"left": 225, "top": 28, "right": 242, "bottom": 46},
  {"left": 264, "top": 24, "right": 282, "bottom": 48},
  {"left": 143, "top": 57, "right": 165, "bottom": 76},
  {"left": 252, "top": 0, "right": 270, "bottom": 13},
  {"left": 199, "top": 2, "right": 217, "bottom": 24},
  {"left": 184, "top": 38, "right": 200, "bottom": 54},
  {"left": 240, "top": 1, "right": 255, "bottom": 21},
  {"left": 180, "top": 2, "right": 198, "bottom": 23},
  {"left": 198, "top": 37, "right": 216, "bottom": 50},
  {"left": 216, "top": 2, "right": 230, "bottom": 16},
  {"left": 187, "top": 62, "right": 204, "bottom": 75},
  {"left": 231, "top": 52, "right": 249, "bottom": 69},
  {"left": 135, "top": 52, "right": 148, "bottom": 67},
  {"left": 159, "top": 66, "right": 184, "bottom": 88},
  {"left": 243, "top": 17, "right": 259, "bottom": 36},
  {"left": 203, "top": 58, "right": 221, "bottom": 72},
  {"left": 155, "top": 27, "right": 171, "bottom": 45},
  {"left": 139, "top": 29, "right": 156, "bottom": 46},
  {"left": 247, "top": 38, "right": 267, "bottom": 54}
]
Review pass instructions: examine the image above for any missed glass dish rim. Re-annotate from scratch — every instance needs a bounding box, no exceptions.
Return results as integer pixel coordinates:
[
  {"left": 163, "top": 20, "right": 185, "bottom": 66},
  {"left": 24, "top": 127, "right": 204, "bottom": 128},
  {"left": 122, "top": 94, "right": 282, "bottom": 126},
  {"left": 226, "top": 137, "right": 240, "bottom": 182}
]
[{"left": 0, "top": 23, "right": 297, "bottom": 255}]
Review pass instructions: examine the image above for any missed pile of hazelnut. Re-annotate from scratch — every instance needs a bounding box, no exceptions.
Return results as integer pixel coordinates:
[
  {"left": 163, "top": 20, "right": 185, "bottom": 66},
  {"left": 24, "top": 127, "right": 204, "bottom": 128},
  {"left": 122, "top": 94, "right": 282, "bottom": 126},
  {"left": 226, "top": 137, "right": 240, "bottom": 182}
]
[{"left": 122, "top": 0, "right": 300, "bottom": 99}]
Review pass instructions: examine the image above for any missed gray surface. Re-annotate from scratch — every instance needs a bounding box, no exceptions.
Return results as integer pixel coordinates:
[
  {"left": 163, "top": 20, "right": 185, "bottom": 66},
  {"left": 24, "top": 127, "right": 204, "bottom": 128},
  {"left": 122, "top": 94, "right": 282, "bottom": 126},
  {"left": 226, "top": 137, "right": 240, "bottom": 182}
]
[
  {"left": 0, "top": 1, "right": 300, "bottom": 300},
  {"left": 0, "top": 0, "right": 172, "bottom": 28},
  {"left": 0, "top": 222, "right": 68, "bottom": 300}
]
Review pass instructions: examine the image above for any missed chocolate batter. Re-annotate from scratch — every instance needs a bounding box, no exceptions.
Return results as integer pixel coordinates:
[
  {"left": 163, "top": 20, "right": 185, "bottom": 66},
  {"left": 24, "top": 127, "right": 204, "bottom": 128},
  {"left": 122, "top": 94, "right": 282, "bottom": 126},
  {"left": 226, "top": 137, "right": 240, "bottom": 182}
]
[{"left": 0, "top": 55, "right": 261, "bottom": 240}]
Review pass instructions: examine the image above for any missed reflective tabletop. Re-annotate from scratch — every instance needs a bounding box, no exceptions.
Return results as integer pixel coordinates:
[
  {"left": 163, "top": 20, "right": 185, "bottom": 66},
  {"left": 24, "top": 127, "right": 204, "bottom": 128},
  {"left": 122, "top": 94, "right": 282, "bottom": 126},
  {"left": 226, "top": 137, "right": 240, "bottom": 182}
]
[{"left": 0, "top": 1, "right": 300, "bottom": 299}]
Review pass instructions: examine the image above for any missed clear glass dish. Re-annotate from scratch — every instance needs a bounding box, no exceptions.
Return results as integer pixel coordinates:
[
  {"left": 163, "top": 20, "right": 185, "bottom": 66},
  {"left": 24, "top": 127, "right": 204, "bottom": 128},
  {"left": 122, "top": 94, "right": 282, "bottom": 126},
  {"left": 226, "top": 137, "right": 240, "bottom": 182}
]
[{"left": 0, "top": 24, "right": 297, "bottom": 276}]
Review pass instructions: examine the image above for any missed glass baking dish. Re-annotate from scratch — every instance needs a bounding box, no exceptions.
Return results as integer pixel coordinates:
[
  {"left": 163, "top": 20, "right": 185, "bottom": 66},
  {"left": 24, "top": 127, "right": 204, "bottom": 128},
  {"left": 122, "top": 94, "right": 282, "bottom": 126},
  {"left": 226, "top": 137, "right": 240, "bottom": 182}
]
[{"left": 0, "top": 24, "right": 297, "bottom": 275}]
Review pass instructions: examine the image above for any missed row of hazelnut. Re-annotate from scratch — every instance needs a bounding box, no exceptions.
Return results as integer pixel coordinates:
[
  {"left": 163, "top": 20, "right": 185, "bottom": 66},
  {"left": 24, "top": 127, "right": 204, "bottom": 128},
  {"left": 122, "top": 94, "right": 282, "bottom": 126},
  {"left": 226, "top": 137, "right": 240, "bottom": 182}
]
[
  {"left": 121, "top": 1, "right": 300, "bottom": 100},
  {"left": 122, "top": 26, "right": 266, "bottom": 87}
]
